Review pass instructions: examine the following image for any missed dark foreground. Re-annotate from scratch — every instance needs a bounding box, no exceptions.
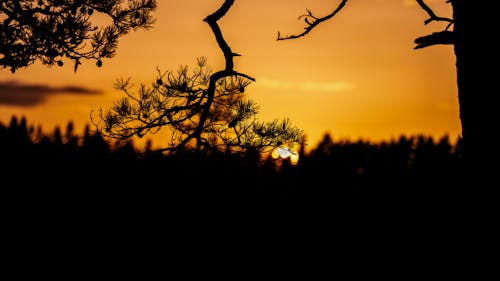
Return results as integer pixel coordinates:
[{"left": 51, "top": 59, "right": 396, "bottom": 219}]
[{"left": 4, "top": 118, "right": 490, "bottom": 259}]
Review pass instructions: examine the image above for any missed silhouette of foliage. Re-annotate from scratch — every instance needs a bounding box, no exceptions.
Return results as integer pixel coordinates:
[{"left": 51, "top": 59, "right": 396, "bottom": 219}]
[
  {"left": 92, "top": 0, "right": 304, "bottom": 156},
  {"left": 92, "top": 57, "right": 303, "bottom": 156},
  {"left": 0, "top": 0, "right": 157, "bottom": 73}
]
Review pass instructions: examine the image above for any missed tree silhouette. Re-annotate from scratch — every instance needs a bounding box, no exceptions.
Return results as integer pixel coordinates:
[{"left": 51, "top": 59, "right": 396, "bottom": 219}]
[
  {"left": 277, "top": 0, "right": 484, "bottom": 173},
  {"left": 0, "top": 0, "right": 157, "bottom": 73},
  {"left": 92, "top": 0, "right": 303, "bottom": 156}
]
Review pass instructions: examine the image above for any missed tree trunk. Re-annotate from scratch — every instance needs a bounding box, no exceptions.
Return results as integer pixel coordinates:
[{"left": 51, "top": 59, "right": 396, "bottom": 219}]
[
  {"left": 452, "top": 1, "right": 492, "bottom": 180},
  {"left": 452, "top": 0, "right": 496, "bottom": 234}
]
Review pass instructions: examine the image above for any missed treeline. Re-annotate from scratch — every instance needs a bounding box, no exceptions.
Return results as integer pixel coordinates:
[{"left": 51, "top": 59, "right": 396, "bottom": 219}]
[{"left": 1, "top": 115, "right": 464, "bottom": 219}]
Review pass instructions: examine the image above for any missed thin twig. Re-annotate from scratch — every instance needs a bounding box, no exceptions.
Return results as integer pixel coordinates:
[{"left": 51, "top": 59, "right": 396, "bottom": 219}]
[
  {"left": 277, "top": 0, "right": 348, "bottom": 41},
  {"left": 416, "top": 0, "right": 453, "bottom": 25}
]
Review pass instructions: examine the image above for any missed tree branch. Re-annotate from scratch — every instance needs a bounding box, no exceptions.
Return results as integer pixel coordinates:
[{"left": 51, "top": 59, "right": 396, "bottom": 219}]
[
  {"left": 203, "top": 0, "right": 240, "bottom": 71},
  {"left": 414, "top": 30, "right": 454, "bottom": 49},
  {"left": 414, "top": 0, "right": 454, "bottom": 50},
  {"left": 277, "top": 0, "right": 348, "bottom": 41},
  {"left": 416, "top": 0, "right": 453, "bottom": 26},
  {"left": 93, "top": 0, "right": 302, "bottom": 155},
  {"left": 184, "top": 0, "right": 254, "bottom": 150}
]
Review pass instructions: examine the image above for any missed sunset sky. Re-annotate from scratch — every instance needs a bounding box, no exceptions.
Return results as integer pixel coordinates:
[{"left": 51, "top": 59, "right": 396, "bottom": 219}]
[{"left": 0, "top": 0, "right": 459, "bottom": 152}]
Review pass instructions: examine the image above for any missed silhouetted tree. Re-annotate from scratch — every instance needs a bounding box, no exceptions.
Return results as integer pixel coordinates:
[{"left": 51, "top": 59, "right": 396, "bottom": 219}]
[
  {"left": 63, "top": 121, "right": 79, "bottom": 153},
  {"left": 0, "top": 0, "right": 157, "bottom": 73},
  {"left": 4, "top": 115, "right": 33, "bottom": 154},
  {"left": 277, "top": 0, "right": 486, "bottom": 174},
  {"left": 92, "top": 0, "right": 303, "bottom": 157},
  {"left": 53, "top": 126, "right": 63, "bottom": 147},
  {"left": 82, "top": 124, "right": 110, "bottom": 158}
]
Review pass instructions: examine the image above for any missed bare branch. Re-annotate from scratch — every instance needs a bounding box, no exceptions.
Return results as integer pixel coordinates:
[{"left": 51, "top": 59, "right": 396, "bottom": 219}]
[
  {"left": 414, "top": 30, "right": 454, "bottom": 49},
  {"left": 416, "top": 0, "right": 453, "bottom": 26},
  {"left": 203, "top": 0, "right": 236, "bottom": 70},
  {"left": 414, "top": 0, "right": 454, "bottom": 50},
  {"left": 277, "top": 0, "right": 348, "bottom": 41}
]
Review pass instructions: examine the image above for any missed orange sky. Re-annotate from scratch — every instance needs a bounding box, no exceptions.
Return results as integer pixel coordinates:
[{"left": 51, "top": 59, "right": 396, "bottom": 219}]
[{"left": 0, "top": 0, "right": 460, "bottom": 152}]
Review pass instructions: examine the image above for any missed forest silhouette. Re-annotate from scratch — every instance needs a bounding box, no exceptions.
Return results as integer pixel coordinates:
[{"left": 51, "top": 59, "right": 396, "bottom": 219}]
[{"left": 1, "top": 115, "right": 464, "bottom": 223}]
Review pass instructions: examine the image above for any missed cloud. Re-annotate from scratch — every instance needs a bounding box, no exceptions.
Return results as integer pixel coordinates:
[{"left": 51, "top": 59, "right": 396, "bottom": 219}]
[
  {"left": 257, "top": 78, "right": 356, "bottom": 93},
  {"left": 0, "top": 80, "right": 103, "bottom": 107},
  {"left": 299, "top": 81, "right": 356, "bottom": 92}
]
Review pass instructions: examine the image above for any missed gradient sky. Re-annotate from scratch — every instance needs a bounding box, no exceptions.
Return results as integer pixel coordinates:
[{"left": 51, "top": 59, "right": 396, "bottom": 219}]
[{"left": 0, "top": 0, "right": 459, "bottom": 152}]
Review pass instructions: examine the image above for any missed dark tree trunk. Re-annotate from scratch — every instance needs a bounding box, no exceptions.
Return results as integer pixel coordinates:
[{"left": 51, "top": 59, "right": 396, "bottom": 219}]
[
  {"left": 452, "top": 1, "right": 496, "bottom": 236},
  {"left": 452, "top": 2, "right": 466, "bottom": 162},
  {"left": 452, "top": 1, "right": 492, "bottom": 180}
]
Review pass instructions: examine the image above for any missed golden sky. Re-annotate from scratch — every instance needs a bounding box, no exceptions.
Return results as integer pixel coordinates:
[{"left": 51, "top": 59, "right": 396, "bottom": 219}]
[{"left": 0, "top": 0, "right": 460, "bottom": 151}]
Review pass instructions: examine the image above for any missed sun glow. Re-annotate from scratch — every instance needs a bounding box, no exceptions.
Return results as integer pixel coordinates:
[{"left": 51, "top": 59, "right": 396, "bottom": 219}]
[{"left": 271, "top": 143, "right": 300, "bottom": 165}]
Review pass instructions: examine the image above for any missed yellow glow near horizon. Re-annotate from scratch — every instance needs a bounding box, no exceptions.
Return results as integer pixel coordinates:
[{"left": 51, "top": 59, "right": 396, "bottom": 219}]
[
  {"left": 0, "top": 1, "right": 459, "bottom": 152},
  {"left": 271, "top": 143, "right": 300, "bottom": 165}
]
